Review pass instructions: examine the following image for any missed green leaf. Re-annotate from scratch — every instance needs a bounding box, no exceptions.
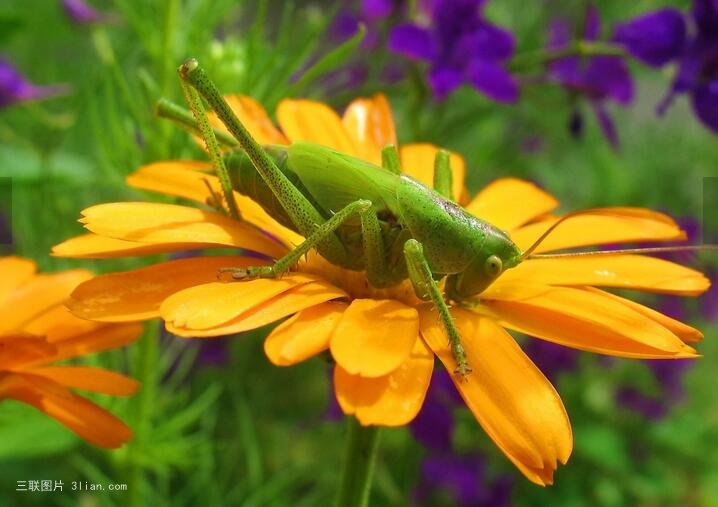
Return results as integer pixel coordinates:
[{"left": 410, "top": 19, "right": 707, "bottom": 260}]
[{"left": 287, "top": 25, "right": 367, "bottom": 97}]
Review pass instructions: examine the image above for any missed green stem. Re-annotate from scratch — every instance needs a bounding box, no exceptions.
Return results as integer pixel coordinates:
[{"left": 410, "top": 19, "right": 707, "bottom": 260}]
[
  {"left": 334, "top": 418, "right": 381, "bottom": 507},
  {"left": 509, "top": 41, "right": 627, "bottom": 71},
  {"left": 127, "top": 324, "right": 159, "bottom": 507}
]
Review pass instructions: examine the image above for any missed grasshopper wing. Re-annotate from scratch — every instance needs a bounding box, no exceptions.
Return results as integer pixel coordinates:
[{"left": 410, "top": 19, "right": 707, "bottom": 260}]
[{"left": 287, "top": 141, "right": 398, "bottom": 213}]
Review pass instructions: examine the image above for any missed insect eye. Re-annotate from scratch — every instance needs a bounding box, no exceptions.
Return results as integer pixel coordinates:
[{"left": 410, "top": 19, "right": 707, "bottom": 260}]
[{"left": 484, "top": 255, "right": 503, "bottom": 277}]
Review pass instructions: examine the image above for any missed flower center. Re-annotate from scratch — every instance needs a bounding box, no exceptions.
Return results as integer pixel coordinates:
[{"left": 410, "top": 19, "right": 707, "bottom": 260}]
[{"left": 297, "top": 251, "right": 423, "bottom": 306}]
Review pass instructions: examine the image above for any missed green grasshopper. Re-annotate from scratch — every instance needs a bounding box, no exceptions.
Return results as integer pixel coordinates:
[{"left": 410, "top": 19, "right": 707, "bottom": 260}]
[{"left": 170, "top": 59, "right": 715, "bottom": 377}]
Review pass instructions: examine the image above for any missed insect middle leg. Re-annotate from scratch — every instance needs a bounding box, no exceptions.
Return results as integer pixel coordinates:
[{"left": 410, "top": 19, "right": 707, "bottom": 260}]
[{"left": 403, "top": 238, "right": 471, "bottom": 377}]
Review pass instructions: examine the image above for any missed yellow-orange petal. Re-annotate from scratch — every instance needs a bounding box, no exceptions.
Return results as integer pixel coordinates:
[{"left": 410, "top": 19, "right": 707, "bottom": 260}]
[
  {"left": 0, "top": 270, "right": 92, "bottom": 334},
  {"left": 167, "top": 280, "right": 346, "bottom": 337},
  {"left": 330, "top": 299, "right": 419, "bottom": 378},
  {"left": 38, "top": 323, "right": 143, "bottom": 366},
  {"left": 126, "top": 163, "right": 303, "bottom": 247},
  {"left": 67, "top": 256, "right": 268, "bottom": 323},
  {"left": 400, "top": 144, "right": 465, "bottom": 204},
  {"left": 0, "top": 335, "right": 57, "bottom": 370},
  {"left": 26, "top": 366, "right": 139, "bottom": 396},
  {"left": 264, "top": 301, "right": 346, "bottom": 366},
  {"left": 206, "top": 95, "right": 288, "bottom": 146},
  {"left": 277, "top": 99, "right": 360, "bottom": 156},
  {"left": 465, "top": 178, "right": 559, "bottom": 232},
  {"left": 0, "top": 256, "right": 37, "bottom": 302},
  {"left": 0, "top": 372, "right": 133, "bottom": 448},
  {"left": 480, "top": 284, "right": 698, "bottom": 358},
  {"left": 585, "top": 287, "right": 704, "bottom": 344},
  {"left": 160, "top": 274, "right": 319, "bottom": 330},
  {"left": 341, "top": 94, "right": 397, "bottom": 165},
  {"left": 79, "top": 202, "right": 287, "bottom": 259},
  {"left": 420, "top": 307, "right": 572, "bottom": 485},
  {"left": 495, "top": 255, "right": 710, "bottom": 296},
  {"left": 52, "top": 233, "right": 211, "bottom": 259},
  {"left": 333, "top": 337, "right": 433, "bottom": 426},
  {"left": 23, "top": 304, "right": 104, "bottom": 342},
  {"left": 511, "top": 208, "right": 685, "bottom": 253}
]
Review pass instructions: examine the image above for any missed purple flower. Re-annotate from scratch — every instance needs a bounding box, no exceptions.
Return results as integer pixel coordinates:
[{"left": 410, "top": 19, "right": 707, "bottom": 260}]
[
  {"left": 196, "top": 338, "right": 230, "bottom": 367},
  {"left": 61, "top": 0, "right": 113, "bottom": 25},
  {"left": 362, "top": 0, "right": 394, "bottom": 20},
  {"left": 414, "top": 454, "right": 512, "bottom": 507},
  {"left": 647, "top": 359, "right": 693, "bottom": 402},
  {"left": 331, "top": 1, "right": 401, "bottom": 49},
  {"left": 548, "top": 6, "right": 633, "bottom": 148},
  {"left": 389, "top": 0, "right": 518, "bottom": 102},
  {"left": 0, "top": 59, "right": 68, "bottom": 108},
  {"left": 615, "top": 388, "right": 667, "bottom": 420},
  {"left": 523, "top": 339, "right": 580, "bottom": 382},
  {"left": 613, "top": 9, "right": 687, "bottom": 67},
  {"left": 657, "top": 0, "right": 718, "bottom": 133},
  {"left": 409, "top": 368, "right": 461, "bottom": 452},
  {"left": 549, "top": 5, "right": 687, "bottom": 147},
  {"left": 616, "top": 359, "right": 694, "bottom": 420}
]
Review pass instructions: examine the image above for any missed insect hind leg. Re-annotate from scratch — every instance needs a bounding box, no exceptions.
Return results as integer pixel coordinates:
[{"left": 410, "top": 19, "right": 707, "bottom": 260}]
[{"left": 179, "top": 59, "right": 351, "bottom": 267}]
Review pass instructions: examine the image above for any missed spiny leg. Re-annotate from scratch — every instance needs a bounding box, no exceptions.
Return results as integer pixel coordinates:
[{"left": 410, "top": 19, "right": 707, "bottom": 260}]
[
  {"left": 179, "top": 75, "right": 242, "bottom": 220},
  {"left": 432, "top": 150, "right": 454, "bottom": 201},
  {"left": 220, "top": 200, "right": 372, "bottom": 280},
  {"left": 403, "top": 238, "right": 470, "bottom": 377},
  {"left": 178, "top": 59, "right": 351, "bottom": 267},
  {"left": 360, "top": 204, "right": 396, "bottom": 288}
]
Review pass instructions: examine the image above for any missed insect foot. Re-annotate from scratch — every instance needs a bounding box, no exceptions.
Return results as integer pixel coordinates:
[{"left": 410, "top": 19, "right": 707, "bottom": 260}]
[
  {"left": 454, "top": 362, "right": 473, "bottom": 381},
  {"left": 217, "top": 266, "right": 275, "bottom": 281}
]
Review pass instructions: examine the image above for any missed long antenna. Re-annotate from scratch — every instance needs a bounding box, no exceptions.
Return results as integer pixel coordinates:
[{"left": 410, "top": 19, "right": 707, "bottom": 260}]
[
  {"left": 528, "top": 244, "right": 718, "bottom": 260},
  {"left": 518, "top": 208, "right": 681, "bottom": 261}
]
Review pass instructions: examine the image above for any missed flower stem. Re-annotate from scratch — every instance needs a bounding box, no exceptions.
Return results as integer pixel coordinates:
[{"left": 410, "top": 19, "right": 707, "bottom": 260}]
[
  {"left": 334, "top": 418, "right": 381, "bottom": 507},
  {"left": 127, "top": 324, "right": 158, "bottom": 507},
  {"left": 510, "top": 41, "right": 626, "bottom": 71}
]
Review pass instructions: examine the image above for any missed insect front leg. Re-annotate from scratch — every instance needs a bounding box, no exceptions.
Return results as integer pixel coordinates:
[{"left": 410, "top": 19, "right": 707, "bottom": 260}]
[
  {"left": 403, "top": 238, "right": 471, "bottom": 378},
  {"left": 220, "top": 200, "right": 372, "bottom": 280},
  {"left": 179, "top": 59, "right": 351, "bottom": 267}
]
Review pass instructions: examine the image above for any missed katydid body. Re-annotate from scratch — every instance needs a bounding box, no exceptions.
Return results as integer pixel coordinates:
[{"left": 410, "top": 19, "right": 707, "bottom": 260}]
[{"left": 177, "top": 58, "right": 522, "bottom": 376}]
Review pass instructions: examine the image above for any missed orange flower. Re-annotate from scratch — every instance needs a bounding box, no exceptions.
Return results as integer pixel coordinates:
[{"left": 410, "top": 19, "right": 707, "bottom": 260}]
[
  {"left": 54, "top": 94, "right": 709, "bottom": 483},
  {"left": 0, "top": 256, "right": 141, "bottom": 448}
]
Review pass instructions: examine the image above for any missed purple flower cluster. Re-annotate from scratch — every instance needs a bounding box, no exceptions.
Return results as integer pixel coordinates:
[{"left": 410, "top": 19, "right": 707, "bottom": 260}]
[
  {"left": 414, "top": 454, "right": 512, "bottom": 507},
  {"left": 0, "top": 59, "right": 68, "bottom": 108},
  {"left": 657, "top": 0, "right": 718, "bottom": 132},
  {"left": 389, "top": 0, "right": 517, "bottom": 102},
  {"left": 551, "top": 1, "right": 718, "bottom": 138},
  {"left": 548, "top": 6, "right": 685, "bottom": 147},
  {"left": 410, "top": 369, "right": 512, "bottom": 506}
]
